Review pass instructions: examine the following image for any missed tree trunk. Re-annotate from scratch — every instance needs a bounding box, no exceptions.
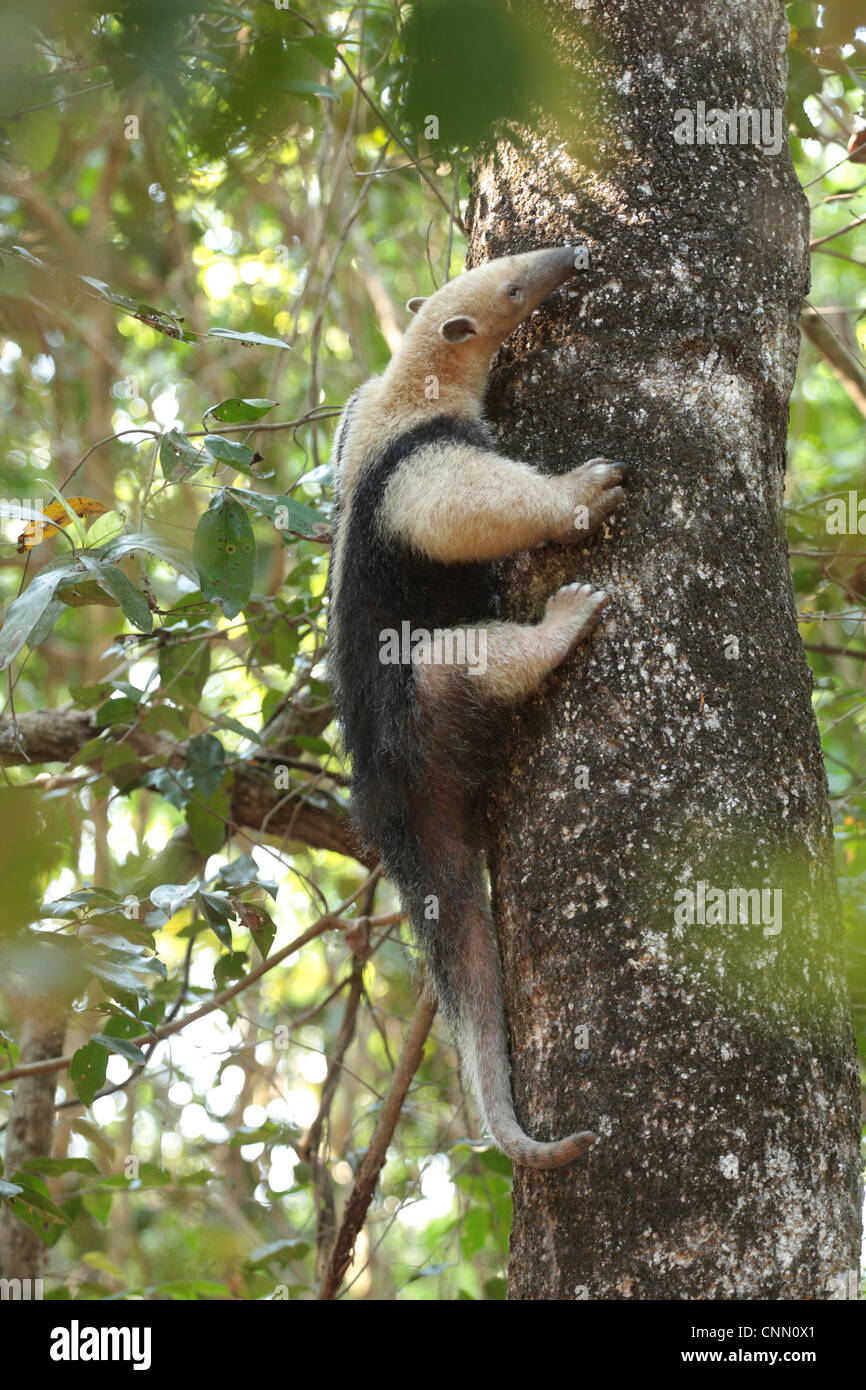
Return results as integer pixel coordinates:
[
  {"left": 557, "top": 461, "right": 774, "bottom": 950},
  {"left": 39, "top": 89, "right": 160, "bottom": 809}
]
[
  {"left": 469, "top": 0, "right": 863, "bottom": 1299},
  {"left": 0, "top": 1007, "right": 65, "bottom": 1283}
]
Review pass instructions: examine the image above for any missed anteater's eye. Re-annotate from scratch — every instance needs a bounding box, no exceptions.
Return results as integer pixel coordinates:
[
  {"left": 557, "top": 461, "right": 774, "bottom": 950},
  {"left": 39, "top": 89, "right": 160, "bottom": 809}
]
[{"left": 507, "top": 285, "right": 523, "bottom": 300}]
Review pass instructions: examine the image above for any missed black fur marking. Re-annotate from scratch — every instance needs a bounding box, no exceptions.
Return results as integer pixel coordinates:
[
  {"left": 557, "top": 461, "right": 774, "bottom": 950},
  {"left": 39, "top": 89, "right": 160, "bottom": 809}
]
[{"left": 328, "top": 414, "right": 509, "bottom": 1011}]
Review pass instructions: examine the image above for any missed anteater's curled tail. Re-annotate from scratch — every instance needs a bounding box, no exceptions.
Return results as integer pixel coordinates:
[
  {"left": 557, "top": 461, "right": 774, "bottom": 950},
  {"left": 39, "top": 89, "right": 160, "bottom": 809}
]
[{"left": 384, "top": 787, "right": 596, "bottom": 1170}]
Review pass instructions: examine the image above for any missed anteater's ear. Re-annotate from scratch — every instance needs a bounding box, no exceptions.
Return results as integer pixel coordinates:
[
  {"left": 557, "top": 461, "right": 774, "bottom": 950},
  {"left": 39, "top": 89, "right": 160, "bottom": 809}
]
[
  {"left": 440, "top": 315, "right": 478, "bottom": 343},
  {"left": 406, "top": 296, "right": 427, "bottom": 314}
]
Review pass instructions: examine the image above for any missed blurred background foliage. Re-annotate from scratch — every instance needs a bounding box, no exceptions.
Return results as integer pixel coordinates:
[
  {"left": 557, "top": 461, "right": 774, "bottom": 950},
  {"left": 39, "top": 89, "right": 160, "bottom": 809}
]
[{"left": 0, "top": 0, "right": 862, "bottom": 1301}]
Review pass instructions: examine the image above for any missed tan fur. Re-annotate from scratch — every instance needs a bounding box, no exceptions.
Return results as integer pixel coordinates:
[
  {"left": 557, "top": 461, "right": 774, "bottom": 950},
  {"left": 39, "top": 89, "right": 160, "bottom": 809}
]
[
  {"left": 416, "top": 583, "right": 609, "bottom": 704},
  {"left": 383, "top": 448, "right": 626, "bottom": 564},
  {"left": 381, "top": 441, "right": 565, "bottom": 562}
]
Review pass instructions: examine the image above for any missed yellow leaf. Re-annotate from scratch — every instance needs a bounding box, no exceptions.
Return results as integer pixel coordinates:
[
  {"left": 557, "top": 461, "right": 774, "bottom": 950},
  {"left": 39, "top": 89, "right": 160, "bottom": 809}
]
[{"left": 17, "top": 497, "right": 109, "bottom": 552}]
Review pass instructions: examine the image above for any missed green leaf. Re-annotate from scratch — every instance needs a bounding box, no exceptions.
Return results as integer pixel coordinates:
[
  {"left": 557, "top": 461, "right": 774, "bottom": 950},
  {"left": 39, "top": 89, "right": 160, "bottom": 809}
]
[
  {"left": 69, "top": 735, "right": 110, "bottom": 767},
  {"left": 28, "top": 596, "right": 65, "bottom": 647},
  {"left": 7, "top": 244, "right": 48, "bottom": 272},
  {"left": 283, "top": 79, "right": 337, "bottom": 102},
  {"left": 476, "top": 1145, "right": 514, "bottom": 1176},
  {"left": 193, "top": 490, "right": 257, "bottom": 619},
  {"left": 202, "top": 435, "right": 259, "bottom": 467},
  {"left": 150, "top": 882, "right": 200, "bottom": 918},
  {"left": 70, "top": 1117, "right": 116, "bottom": 1161},
  {"left": 22, "top": 1157, "right": 101, "bottom": 1178},
  {"left": 186, "top": 786, "right": 231, "bottom": 856},
  {"left": 207, "top": 329, "right": 290, "bottom": 350},
  {"left": 91, "top": 1034, "right": 147, "bottom": 1066},
  {"left": 228, "top": 489, "right": 327, "bottom": 537},
  {"left": 82, "top": 1251, "right": 124, "bottom": 1280},
  {"left": 82, "top": 1189, "right": 113, "bottom": 1225},
  {"left": 461, "top": 1203, "right": 493, "bottom": 1259},
  {"left": 214, "top": 714, "right": 261, "bottom": 741},
  {"left": 142, "top": 704, "right": 188, "bottom": 739},
  {"left": 246, "top": 1238, "right": 310, "bottom": 1268},
  {"left": 299, "top": 34, "right": 339, "bottom": 66},
  {"left": 5, "top": 1199, "right": 53, "bottom": 1243},
  {"left": 59, "top": 578, "right": 118, "bottom": 609},
  {"left": 198, "top": 889, "right": 232, "bottom": 921},
  {"left": 203, "top": 397, "right": 277, "bottom": 424},
  {"left": 11, "top": 109, "right": 60, "bottom": 172},
  {"left": 69, "top": 682, "right": 114, "bottom": 709},
  {"left": 292, "top": 735, "right": 330, "bottom": 755},
  {"left": 135, "top": 1162, "right": 171, "bottom": 1187},
  {"left": 8, "top": 1174, "right": 70, "bottom": 1224},
  {"left": 99, "top": 532, "right": 198, "bottom": 582},
  {"left": 0, "top": 787, "right": 66, "bottom": 934},
  {"left": 85, "top": 952, "right": 162, "bottom": 997},
  {"left": 102, "top": 741, "right": 138, "bottom": 791},
  {"left": 146, "top": 1279, "right": 231, "bottom": 1300},
  {"left": 185, "top": 733, "right": 226, "bottom": 797},
  {"left": 243, "top": 906, "right": 276, "bottom": 960},
  {"left": 197, "top": 889, "right": 234, "bottom": 947},
  {"left": 484, "top": 1276, "right": 507, "bottom": 1300},
  {"left": 78, "top": 556, "right": 153, "bottom": 632},
  {"left": 158, "top": 635, "right": 211, "bottom": 706},
  {"left": 179, "top": 1169, "right": 215, "bottom": 1186},
  {"left": 0, "top": 561, "right": 82, "bottom": 670},
  {"left": 159, "top": 428, "right": 212, "bottom": 481},
  {"left": 213, "top": 950, "right": 246, "bottom": 984},
  {"left": 78, "top": 274, "right": 110, "bottom": 294},
  {"left": 94, "top": 696, "right": 137, "bottom": 728},
  {"left": 212, "top": 853, "right": 263, "bottom": 889},
  {"left": 70, "top": 1041, "right": 109, "bottom": 1106},
  {"left": 40, "top": 888, "right": 121, "bottom": 916}
]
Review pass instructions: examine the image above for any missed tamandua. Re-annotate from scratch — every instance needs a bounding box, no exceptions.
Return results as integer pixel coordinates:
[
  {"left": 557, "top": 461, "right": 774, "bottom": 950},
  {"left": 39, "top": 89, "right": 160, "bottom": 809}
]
[{"left": 327, "top": 247, "right": 627, "bottom": 1168}]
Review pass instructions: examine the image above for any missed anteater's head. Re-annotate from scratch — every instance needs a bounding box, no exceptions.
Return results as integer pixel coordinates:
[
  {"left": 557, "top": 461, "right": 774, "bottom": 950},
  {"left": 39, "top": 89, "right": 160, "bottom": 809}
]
[{"left": 405, "top": 246, "right": 579, "bottom": 352}]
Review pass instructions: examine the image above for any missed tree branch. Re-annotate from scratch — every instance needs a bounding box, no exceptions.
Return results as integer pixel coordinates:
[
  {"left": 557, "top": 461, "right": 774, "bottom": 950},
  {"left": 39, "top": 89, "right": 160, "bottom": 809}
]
[
  {"left": 0, "top": 903, "right": 400, "bottom": 1088},
  {"left": 801, "top": 307, "right": 866, "bottom": 418},
  {"left": 0, "top": 708, "right": 368, "bottom": 863},
  {"left": 317, "top": 991, "right": 438, "bottom": 1300}
]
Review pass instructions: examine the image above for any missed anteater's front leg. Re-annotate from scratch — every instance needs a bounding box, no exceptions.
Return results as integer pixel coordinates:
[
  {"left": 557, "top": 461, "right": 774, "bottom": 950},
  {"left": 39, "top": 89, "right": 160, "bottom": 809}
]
[{"left": 382, "top": 447, "right": 628, "bottom": 563}]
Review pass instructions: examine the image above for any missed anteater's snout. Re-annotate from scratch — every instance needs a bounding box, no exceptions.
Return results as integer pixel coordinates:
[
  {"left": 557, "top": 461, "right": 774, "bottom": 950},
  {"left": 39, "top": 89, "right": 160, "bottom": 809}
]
[
  {"left": 550, "top": 245, "right": 580, "bottom": 280},
  {"left": 526, "top": 245, "right": 581, "bottom": 305}
]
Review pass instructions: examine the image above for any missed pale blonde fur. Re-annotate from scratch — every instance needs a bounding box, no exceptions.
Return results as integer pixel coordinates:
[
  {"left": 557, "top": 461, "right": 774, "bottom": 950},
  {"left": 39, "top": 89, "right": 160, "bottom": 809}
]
[
  {"left": 382, "top": 447, "right": 626, "bottom": 564},
  {"left": 416, "top": 583, "right": 609, "bottom": 704}
]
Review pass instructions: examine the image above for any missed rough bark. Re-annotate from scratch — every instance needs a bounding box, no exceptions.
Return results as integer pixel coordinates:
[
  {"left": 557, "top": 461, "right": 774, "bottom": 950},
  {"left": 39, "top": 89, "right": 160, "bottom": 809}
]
[{"left": 468, "top": 0, "right": 863, "bottom": 1299}]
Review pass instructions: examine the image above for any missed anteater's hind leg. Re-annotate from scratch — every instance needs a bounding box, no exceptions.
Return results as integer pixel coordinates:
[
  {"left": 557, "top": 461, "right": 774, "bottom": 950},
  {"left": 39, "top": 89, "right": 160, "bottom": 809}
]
[
  {"left": 476, "top": 581, "right": 609, "bottom": 702},
  {"left": 409, "top": 584, "right": 604, "bottom": 1166},
  {"left": 416, "top": 581, "right": 608, "bottom": 705}
]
